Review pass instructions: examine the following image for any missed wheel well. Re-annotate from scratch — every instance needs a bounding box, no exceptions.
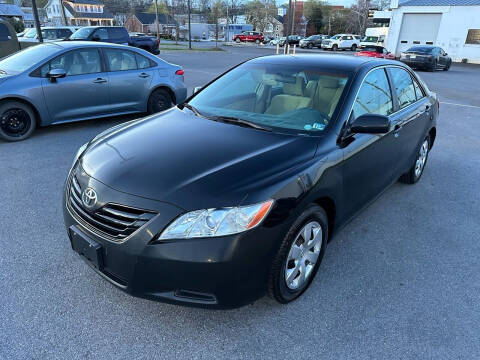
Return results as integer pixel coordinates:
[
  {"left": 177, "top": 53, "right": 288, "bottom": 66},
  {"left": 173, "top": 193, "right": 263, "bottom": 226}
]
[
  {"left": 150, "top": 86, "right": 176, "bottom": 105},
  {"left": 313, "top": 197, "right": 336, "bottom": 239},
  {"left": 428, "top": 127, "right": 436, "bottom": 149},
  {"left": 0, "top": 97, "right": 41, "bottom": 124}
]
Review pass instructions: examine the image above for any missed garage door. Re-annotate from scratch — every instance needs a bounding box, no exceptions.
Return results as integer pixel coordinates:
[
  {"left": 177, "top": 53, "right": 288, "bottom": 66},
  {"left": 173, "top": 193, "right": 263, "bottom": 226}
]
[{"left": 396, "top": 13, "right": 442, "bottom": 53}]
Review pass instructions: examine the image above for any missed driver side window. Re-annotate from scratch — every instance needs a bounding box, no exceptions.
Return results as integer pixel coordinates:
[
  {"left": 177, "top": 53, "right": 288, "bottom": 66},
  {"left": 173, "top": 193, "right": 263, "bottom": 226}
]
[
  {"left": 352, "top": 68, "right": 394, "bottom": 119},
  {"left": 93, "top": 28, "right": 108, "bottom": 40},
  {"left": 40, "top": 49, "right": 101, "bottom": 77}
]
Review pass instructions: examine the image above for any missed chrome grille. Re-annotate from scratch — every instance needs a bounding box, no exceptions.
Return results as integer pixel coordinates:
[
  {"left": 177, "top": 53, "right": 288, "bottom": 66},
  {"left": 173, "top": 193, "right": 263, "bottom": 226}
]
[{"left": 67, "top": 173, "right": 157, "bottom": 241}]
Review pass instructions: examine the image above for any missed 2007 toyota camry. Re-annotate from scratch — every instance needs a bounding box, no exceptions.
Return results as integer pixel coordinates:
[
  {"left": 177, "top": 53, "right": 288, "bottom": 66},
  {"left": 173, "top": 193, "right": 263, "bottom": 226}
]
[{"left": 63, "top": 55, "right": 438, "bottom": 308}]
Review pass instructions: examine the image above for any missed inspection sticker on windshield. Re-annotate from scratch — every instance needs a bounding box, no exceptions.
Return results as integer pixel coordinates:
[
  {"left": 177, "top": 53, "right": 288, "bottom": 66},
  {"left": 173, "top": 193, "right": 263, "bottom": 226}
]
[{"left": 304, "top": 123, "right": 326, "bottom": 131}]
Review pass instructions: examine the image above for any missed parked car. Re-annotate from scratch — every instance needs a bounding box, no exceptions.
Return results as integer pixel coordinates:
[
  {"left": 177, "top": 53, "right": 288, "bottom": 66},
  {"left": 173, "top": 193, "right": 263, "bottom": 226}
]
[
  {"left": 354, "top": 45, "right": 395, "bottom": 59},
  {"left": 279, "top": 35, "right": 303, "bottom": 47},
  {"left": 262, "top": 35, "right": 274, "bottom": 44},
  {"left": 70, "top": 26, "right": 160, "bottom": 54},
  {"left": 0, "top": 19, "right": 20, "bottom": 59},
  {"left": 63, "top": 54, "right": 438, "bottom": 309},
  {"left": 0, "top": 42, "right": 186, "bottom": 141},
  {"left": 322, "top": 34, "right": 361, "bottom": 51},
  {"left": 233, "top": 31, "right": 264, "bottom": 44},
  {"left": 20, "top": 26, "right": 79, "bottom": 43},
  {"left": 399, "top": 45, "right": 451, "bottom": 72},
  {"left": 359, "top": 35, "right": 386, "bottom": 48},
  {"left": 299, "top": 35, "right": 326, "bottom": 49},
  {"left": 270, "top": 37, "right": 285, "bottom": 46}
]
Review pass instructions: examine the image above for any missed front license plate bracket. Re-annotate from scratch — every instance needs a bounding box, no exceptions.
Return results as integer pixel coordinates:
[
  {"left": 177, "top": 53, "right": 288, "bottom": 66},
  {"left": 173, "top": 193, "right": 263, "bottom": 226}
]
[{"left": 69, "top": 226, "right": 104, "bottom": 271}]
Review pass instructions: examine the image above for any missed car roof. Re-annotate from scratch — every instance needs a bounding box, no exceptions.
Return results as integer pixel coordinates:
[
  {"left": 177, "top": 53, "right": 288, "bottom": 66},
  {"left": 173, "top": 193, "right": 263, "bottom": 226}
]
[
  {"left": 39, "top": 41, "right": 131, "bottom": 50},
  {"left": 248, "top": 54, "right": 389, "bottom": 73}
]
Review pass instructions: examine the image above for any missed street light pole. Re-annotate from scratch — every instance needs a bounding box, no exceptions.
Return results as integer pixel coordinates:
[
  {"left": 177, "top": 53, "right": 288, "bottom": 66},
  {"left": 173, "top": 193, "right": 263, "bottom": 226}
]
[
  {"left": 188, "top": 0, "right": 191, "bottom": 49},
  {"left": 31, "top": 0, "right": 43, "bottom": 43},
  {"left": 154, "top": 0, "right": 160, "bottom": 42}
]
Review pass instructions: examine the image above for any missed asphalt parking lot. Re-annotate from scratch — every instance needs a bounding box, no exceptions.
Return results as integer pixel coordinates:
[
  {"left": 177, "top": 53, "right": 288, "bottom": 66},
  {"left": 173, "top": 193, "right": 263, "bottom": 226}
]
[{"left": 1, "top": 47, "right": 479, "bottom": 359}]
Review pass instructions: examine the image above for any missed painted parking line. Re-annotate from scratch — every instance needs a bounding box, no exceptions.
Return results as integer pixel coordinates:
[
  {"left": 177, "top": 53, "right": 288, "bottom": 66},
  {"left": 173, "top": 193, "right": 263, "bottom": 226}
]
[{"left": 440, "top": 101, "right": 480, "bottom": 109}]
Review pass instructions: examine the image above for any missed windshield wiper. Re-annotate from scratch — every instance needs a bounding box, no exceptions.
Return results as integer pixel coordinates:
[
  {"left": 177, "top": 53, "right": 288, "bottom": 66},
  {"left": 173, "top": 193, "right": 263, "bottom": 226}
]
[
  {"left": 181, "top": 103, "right": 204, "bottom": 117},
  {"left": 211, "top": 116, "right": 272, "bottom": 132}
]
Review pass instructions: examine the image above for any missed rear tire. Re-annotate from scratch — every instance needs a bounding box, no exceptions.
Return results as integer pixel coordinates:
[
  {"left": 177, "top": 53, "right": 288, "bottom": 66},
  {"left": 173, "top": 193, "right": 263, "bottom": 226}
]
[
  {"left": 268, "top": 205, "right": 328, "bottom": 304},
  {"left": 307, "top": 43, "right": 313, "bottom": 49},
  {"left": 147, "top": 88, "right": 173, "bottom": 114},
  {"left": 0, "top": 101, "right": 36, "bottom": 142},
  {"left": 399, "top": 135, "right": 431, "bottom": 184}
]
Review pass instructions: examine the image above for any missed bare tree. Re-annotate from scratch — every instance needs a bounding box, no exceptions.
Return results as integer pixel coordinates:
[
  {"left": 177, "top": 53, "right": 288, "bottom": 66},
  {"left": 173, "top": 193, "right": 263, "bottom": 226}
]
[{"left": 349, "top": 0, "right": 371, "bottom": 35}]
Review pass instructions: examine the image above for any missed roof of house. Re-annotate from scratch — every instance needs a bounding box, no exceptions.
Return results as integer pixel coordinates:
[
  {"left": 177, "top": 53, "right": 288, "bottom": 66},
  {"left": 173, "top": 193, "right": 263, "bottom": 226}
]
[
  {"left": 0, "top": 3, "right": 25, "bottom": 17},
  {"left": 134, "top": 12, "right": 176, "bottom": 25},
  {"left": 63, "top": 2, "right": 113, "bottom": 19},
  {"left": 67, "top": 0, "right": 104, "bottom": 5},
  {"left": 400, "top": 0, "right": 480, "bottom": 5}
]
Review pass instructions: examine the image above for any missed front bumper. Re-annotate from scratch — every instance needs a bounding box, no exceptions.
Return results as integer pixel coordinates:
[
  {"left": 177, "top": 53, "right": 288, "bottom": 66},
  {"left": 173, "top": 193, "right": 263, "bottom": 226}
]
[{"left": 63, "top": 168, "right": 287, "bottom": 309}]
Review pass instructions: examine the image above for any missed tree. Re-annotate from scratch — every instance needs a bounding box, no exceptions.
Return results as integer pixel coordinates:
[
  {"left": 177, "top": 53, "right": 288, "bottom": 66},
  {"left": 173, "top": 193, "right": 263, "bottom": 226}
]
[
  {"left": 349, "top": 0, "right": 371, "bottom": 35},
  {"left": 209, "top": 0, "right": 223, "bottom": 47},
  {"left": 146, "top": 2, "right": 168, "bottom": 14},
  {"left": 9, "top": 17, "right": 25, "bottom": 33},
  {"left": 304, "top": 0, "right": 326, "bottom": 34},
  {"left": 245, "top": 0, "right": 277, "bottom": 33}
]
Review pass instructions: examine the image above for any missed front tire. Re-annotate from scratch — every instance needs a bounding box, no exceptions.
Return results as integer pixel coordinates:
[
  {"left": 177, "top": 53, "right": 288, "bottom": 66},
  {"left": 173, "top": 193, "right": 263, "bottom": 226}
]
[
  {"left": 147, "top": 88, "right": 173, "bottom": 114},
  {"left": 255, "top": 39, "right": 260, "bottom": 44},
  {"left": 268, "top": 205, "right": 328, "bottom": 304},
  {"left": 0, "top": 101, "right": 37, "bottom": 142},
  {"left": 351, "top": 44, "right": 357, "bottom": 51},
  {"left": 400, "top": 135, "right": 431, "bottom": 184},
  {"left": 443, "top": 61, "right": 451, "bottom": 71},
  {"left": 235, "top": 38, "right": 241, "bottom": 43},
  {"left": 332, "top": 44, "right": 338, "bottom": 51}
]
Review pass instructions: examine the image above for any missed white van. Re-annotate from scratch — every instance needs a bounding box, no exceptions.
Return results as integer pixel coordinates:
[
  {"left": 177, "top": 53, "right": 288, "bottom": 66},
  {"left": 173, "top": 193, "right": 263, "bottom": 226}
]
[
  {"left": 322, "top": 34, "right": 361, "bottom": 51},
  {"left": 359, "top": 27, "right": 389, "bottom": 48}
]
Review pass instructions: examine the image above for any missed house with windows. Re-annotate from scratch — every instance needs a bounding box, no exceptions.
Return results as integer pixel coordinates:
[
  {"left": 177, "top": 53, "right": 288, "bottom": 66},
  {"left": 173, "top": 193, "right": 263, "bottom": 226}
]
[
  {"left": 44, "top": 0, "right": 113, "bottom": 27},
  {"left": 386, "top": 0, "right": 480, "bottom": 63},
  {"left": 124, "top": 12, "right": 176, "bottom": 35}
]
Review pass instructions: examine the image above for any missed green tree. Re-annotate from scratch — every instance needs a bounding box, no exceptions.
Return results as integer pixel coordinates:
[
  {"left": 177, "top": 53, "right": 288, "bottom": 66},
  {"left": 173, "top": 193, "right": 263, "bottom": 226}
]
[{"left": 304, "top": 0, "right": 326, "bottom": 34}]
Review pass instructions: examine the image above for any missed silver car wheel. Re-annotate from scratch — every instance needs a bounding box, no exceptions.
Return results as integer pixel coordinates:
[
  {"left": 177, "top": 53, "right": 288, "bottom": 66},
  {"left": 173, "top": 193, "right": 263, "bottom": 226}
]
[
  {"left": 414, "top": 140, "right": 429, "bottom": 178},
  {"left": 285, "top": 221, "right": 323, "bottom": 290}
]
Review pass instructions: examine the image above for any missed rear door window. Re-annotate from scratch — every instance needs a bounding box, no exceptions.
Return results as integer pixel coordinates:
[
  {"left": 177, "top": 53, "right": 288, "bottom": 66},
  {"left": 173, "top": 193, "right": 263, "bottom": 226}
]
[
  {"left": 0, "top": 24, "right": 10, "bottom": 41},
  {"left": 104, "top": 49, "right": 137, "bottom": 71},
  {"left": 93, "top": 28, "right": 108, "bottom": 40},
  {"left": 107, "top": 27, "right": 127, "bottom": 41},
  {"left": 388, "top": 67, "right": 417, "bottom": 109}
]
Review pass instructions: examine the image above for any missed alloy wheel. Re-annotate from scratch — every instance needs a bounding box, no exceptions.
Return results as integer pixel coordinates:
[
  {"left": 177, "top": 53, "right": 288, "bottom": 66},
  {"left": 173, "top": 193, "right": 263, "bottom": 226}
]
[
  {"left": 414, "top": 140, "right": 429, "bottom": 178},
  {"left": 284, "top": 221, "right": 323, "bottom": 290}
]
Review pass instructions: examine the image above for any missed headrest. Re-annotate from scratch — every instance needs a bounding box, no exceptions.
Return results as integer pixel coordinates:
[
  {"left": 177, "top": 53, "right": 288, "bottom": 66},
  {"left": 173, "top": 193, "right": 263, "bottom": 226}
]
[
  {"left": 283, "top": 77, "right": 305, "bottom": 96},
  {"left": 320, "top": 77, "right": 339, "bottom": 89}
]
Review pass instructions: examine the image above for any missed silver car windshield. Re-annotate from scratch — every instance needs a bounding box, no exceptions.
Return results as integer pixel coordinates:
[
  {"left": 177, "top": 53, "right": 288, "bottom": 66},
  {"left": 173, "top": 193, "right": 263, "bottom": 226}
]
[
  {"left": 70, "top": 27, "right": 94, "bottom": 39},
  {"left": 189, "top": 63, "right": 349, "bottom": 133},
  {"left": 0, "top": 44, "right": 60, "bottom": 74}
]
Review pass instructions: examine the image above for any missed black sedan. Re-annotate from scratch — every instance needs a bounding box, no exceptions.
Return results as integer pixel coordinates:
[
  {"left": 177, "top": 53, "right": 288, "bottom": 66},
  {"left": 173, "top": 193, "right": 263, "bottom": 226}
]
[
  {"left": 64, "top": 55, "right": 438, "bottom": 308},
  {"left": 399, "top": 45, "right": 452, "bottom": 71}
]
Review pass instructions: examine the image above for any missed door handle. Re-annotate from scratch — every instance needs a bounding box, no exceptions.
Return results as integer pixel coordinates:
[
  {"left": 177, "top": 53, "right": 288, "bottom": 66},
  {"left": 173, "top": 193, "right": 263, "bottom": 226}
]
[
  {"left": 93, "top": 78, "right": 107, "bottom": 83},
  {"left": 139, "top": 73, "right": 150, "bottom": 78}
]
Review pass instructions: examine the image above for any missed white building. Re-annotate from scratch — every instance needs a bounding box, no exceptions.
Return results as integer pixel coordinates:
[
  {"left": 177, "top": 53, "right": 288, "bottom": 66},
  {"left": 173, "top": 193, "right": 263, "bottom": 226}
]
[{"left": 386, "top": 0, "right": 480, "bottom": 63}]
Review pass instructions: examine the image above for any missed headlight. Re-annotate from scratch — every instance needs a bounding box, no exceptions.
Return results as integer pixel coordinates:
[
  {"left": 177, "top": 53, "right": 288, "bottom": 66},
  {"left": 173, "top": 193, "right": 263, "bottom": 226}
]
[
  {"left": 71, "top": 142, "right": 87, "bottom": 169},
  {"left": 400, "top": 52, "right": 406, "bottom": 58},
  {"left": 159, "top": 200, "right": 274, "bottom": 240}
]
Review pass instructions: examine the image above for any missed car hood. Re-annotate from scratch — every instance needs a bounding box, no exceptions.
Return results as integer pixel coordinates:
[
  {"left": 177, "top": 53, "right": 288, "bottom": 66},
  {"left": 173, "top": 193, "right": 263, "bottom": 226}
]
[
  {"left": 0, "top": 73, "right": 17, "bottom": 86},
  {"left": 81, "top": 107, "right": 318, "bottom": 210}
]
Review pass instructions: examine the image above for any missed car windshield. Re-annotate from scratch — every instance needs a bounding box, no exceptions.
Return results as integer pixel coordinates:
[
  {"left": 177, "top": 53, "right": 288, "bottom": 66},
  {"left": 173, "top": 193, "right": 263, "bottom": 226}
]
[
  {"left": 24, "top": 28, "right": 38, "bottom": 38},
  {"left": 70, "top": 27, "right": 94, "bottom": 39},
  {"left": 408, "top": 46, "right": 434, "bottom": 53},
  {"left": 306, "top": 36, "right": 316, "bottom": 40},
  {"left": 330, "top": 35, "right": 341, "bottom": 40},
  {"left": 188, "top": 62, "right": 349, "bottom": 134},
  {"left": 362, "top": 46, "right": 382, "bottom": 52},
  {"left": 0, "top": 44, "right": 60, "bottom": 74},
  {"left": 362, "top": 36, "right": 378, "bottom": 42}
]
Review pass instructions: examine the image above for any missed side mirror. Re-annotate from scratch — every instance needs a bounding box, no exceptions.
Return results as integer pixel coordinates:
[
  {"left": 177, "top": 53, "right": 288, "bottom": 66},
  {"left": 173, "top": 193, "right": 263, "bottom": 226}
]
[
  {"left": 350, "top": 114, "right": 390, "bottom": 134},
  {"left": 92, "top": 34, "right": 101, "bottom": 41},
  {"left": 47, "top": 68, "right": 67, "bottom": 82},
  {"left": 193, "top": 86, "right": 202, "bottom": 94}
]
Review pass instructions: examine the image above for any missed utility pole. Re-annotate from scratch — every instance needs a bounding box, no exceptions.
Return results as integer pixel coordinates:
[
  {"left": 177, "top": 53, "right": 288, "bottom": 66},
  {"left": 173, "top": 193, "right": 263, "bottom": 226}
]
[
  {"left": 60, "top": 0, "right": 69, "bottom": 26},
  {"left": 291, "top": 0, "right": 296, "bottom": 35},
  {"left": 286, "top": 0, "right": 292, "bottom": 37},
  {"left": 188, "top": 0, "right": 191, "bottom": 49},
  {"left": 226, "top": 1, "right": 229, "bottom": 42},
  {"left": 31, "top": 0, "right": 43, "bottom": 43},
  {"left": 154, "top": 0, "right": 160, "bottom": 42}
]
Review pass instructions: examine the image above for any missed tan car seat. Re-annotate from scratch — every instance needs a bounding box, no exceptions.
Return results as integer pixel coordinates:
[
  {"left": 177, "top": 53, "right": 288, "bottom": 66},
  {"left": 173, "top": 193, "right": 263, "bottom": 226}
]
[{"left": 265, "top": 77, "right": 312, "bottom": 115}]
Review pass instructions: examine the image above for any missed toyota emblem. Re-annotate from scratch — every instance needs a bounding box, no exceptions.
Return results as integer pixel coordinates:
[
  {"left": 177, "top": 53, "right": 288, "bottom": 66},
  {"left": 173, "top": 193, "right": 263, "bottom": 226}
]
[{"left": 82, "top": 187, "right": 97, "bottom": 208}]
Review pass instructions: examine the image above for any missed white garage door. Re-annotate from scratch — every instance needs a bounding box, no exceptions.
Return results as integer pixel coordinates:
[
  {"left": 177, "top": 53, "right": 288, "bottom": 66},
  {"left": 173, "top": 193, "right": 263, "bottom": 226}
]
[{"left": 396, "top": 13, "right": 442, "bottom": 53}]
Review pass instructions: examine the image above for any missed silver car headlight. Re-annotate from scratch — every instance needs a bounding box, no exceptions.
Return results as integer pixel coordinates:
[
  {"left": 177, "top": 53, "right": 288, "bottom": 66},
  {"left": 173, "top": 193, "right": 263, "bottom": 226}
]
[
  {"left": 71, "top": 142, "right": 88, "bottom": 169},
  {"left": 159, "top": 200, "right": 274, "bottom": 240}
]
